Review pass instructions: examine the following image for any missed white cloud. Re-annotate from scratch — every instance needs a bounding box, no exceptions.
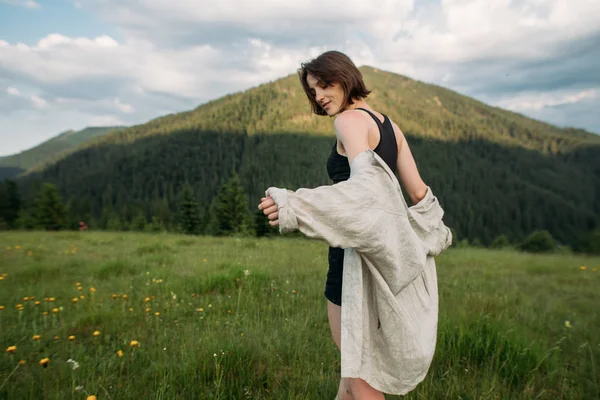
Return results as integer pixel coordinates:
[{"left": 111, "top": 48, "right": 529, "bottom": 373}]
[
  {"left": 0, "top": 33, "right": 231, "bottom": 98},
  {"left": 30, "top": 95, "right": 47, "bottom": 109},
  {"left": 6, "top": 87, "right": 20, "bottom": 95},
  {"left": 0, "top": 0, "right": 599, "bottom": 157},
  {"left": 87, "top": 115, "right": 125, "bottom": 126},
  {"left": 497, "top": 89, "right": 598, "bottom": 111},
  {"left": 114, "top": 98, "right": 134, "bottom": 113},
  {"left": 83, "top": 0, "right": 414, "bottom": 25},
  {"left": 1, "top": 0, "right": 40, "bottom": 8}
]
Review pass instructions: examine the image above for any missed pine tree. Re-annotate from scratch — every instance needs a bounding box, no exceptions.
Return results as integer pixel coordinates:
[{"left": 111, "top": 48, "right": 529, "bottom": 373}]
[
  {"left": 131, "top": 212, "right": 147, "bottom": 231},
  {"left": 106, "top": 211, "right": 122, "bottom": 231},
  {"left": 35, "top": 183, "right": 67, "bottom": 231},
  {"left": 177, "top": 184, "right": 202, "bottom": 235},
  {"left": 254, "top": 208, "right": 275, "bottom": 237},
  {"left": 518, "top": 230, "right": 555, "bottom": 253},
  {"left": 207, "top": 171, "right": 254, "bottom": 236},
  {"left": 0, "top": 179, "right": 21, "bottom": 229}
]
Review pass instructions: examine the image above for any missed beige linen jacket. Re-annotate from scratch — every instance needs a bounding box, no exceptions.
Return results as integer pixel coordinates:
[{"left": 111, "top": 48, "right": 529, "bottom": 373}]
[{"left": 265, "top": 148, "right": 452, "bottom": 395}]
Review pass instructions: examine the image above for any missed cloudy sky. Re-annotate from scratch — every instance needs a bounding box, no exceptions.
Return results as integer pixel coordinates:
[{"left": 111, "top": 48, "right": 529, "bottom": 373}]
[{"left": 1, "top": 0, "right": 599, "bottom": 156}]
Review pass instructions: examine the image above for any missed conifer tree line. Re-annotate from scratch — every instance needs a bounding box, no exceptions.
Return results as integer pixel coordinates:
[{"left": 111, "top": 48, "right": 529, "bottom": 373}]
[{"left": 1, "top": 129, "right": 599, "bottom": 254}]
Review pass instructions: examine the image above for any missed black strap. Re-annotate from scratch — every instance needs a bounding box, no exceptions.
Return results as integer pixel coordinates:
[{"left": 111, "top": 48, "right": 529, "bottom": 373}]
[{"left": 355, "top": 107, "right": 385, "bottom": 126}]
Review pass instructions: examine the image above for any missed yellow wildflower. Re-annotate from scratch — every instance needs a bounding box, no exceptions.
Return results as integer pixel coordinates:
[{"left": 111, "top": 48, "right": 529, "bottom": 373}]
[
  {"left": 93, "top": 331, "right": 101, "bottom": 337},
  {"left": 145, "top": 308, "right": 151, "bottom": 312},
  {"left": 77, "top": 287, "right": 83, "bottom": 291},
  {"left": 129, "top": 307, "right": 134, "bottom": 312},
  {"left": 16, "top": 304, "right": 23, "bottom": 308},
  {"left": 72, "top": 298, "right": 78, "bottom": 303},
  {"left": 32, "top": 335, "right": 41, "bottom": 341},
  {"left": 87, "top": 395, "right": 97, "bottom": 400},
  {"left": 19, "top": 360, "right": 26, "bottom": 365},
  {"left": 565, "top": 320, "right": 572, "bottom": 328},
  {"left": 122, "top": 294, "right": 128, "bottom": 299},
  {"left": 117, "top": 349, "right": 124, "bottom": 357},
  {"left": 90, "top": 287, "right": 96, "bottom": 293},
  {"left": 52, "top": 308, "right": 59, "bottom": 313},
  {"left": 39, "top": 357, "right": 50, "bottom": 367},
  {"left": 34, "top": 301, "right": 41, "bottom": 305},
  {"left": 0, "top": 306, "right": 4, "bottom": 311},
  {"left": 49, "top": 297, "right": 55, "bottom": 302},
  {"left": 0, "top": 277, "right": 4, "bottom": 281},
  {"left": 80, "top": 295, "right": 85, "bottom": 299},
  {"left": 76, "top": 282, "right": 81, "bottom": 286},
  {"left": 130, "top": 340, "right": 139, "bottom": 347},
  {"left": 68, "top": 335, "right": 75, "bottom": 341},
  {"left": 23, "top": 297, "right": 29, "bottom": 301},
  {"left": 154, "top": 312, "right": 160, "bottom": 316},
  {"left": 15, "top": 246, "right": 21, "bottom": 249},
  {"left": 6, "top": 346, "right": 16, "bottom": 354},
  {"left": 43, "top": 312, "right": 48, "bottom": 316},
  {"left": 580, "top": 266, "right": 587, "bottom": 271},
  {"left": 53, "top": 336, "right": 59, "bottom": 341},
  {"left": 144, "top": 297, "right": 150, "bottom": 303}
]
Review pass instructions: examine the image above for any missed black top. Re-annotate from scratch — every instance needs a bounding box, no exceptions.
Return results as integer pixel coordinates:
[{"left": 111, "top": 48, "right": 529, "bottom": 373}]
[{"left": 326, "top": 108, "right": 398, "bottom": 183}]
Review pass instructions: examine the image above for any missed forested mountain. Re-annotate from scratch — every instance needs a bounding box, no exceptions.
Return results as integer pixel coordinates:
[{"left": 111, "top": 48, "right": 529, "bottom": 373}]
[
  {"left": 8, "top": 66, "right": 600, "bottom": 247},
  {"left": 72, "top": 66, "right": 599, "bottom": 153},
  {"left": 0, "top": 126, "right": 124, "bottom": 177}
]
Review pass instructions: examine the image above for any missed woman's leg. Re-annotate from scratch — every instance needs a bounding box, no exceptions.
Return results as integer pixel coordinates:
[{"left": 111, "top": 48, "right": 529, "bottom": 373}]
[
  {"left": 347, "top": 378, "right": 386, "bottom": 400},
  {"left": 327, "top": 300, "right": 353, "bottom": 400},
  {"left": 328, "top": 300, "right": 386, "bottom": 400}
]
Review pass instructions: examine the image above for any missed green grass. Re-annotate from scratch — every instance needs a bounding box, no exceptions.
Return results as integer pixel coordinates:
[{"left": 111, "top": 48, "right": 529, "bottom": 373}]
[{"left": 0, "top": 231, "right": 599, "bottom": 399}]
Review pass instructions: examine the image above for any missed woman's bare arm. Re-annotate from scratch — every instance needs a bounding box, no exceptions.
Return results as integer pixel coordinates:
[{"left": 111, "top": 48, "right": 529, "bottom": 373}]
[
  {"left": 334, "top": 112, "right": 428, "bottom": 205},
  {"left": 391, "top": 121, "right": 428, "bottom": 205}
]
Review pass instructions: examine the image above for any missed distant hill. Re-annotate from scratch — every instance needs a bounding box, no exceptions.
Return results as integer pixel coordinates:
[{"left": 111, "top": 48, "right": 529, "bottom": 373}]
[
  {"left": 0, "top": 167, "right": 24, "bottom": 181},
  {"left": 13, "top": 66, "right": 600, "bottom": 247},
  {"left": 0, "top": 126, "right": 124, "bottom": 178},
  {"left": 75, "top": 66, "right": 599, "bottom": 153}
]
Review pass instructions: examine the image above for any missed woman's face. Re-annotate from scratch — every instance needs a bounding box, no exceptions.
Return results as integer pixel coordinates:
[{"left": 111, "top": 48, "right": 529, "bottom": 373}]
[{"left": 306, "top": 73, "right": 346, "bottom": 116}]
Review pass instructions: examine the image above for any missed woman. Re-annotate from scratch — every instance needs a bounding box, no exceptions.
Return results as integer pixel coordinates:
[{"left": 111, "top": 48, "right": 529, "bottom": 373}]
[{"left": 258, "top": 51, "right": 430, "bottom": 400}]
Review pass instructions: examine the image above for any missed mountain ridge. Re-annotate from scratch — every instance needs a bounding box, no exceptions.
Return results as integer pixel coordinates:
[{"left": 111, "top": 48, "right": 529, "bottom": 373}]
[
  {"left": 5, "top": 65, "right": 599, "bottom": 247},
  {"left": 0, "top": 126, "right": 125, "bottom": 178},
  {"left": 66, "top": 65, "right": 599, "bottom": 157}
]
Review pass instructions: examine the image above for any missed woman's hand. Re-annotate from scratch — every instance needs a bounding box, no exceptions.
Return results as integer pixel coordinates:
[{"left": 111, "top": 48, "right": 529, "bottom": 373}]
[{"left": 258, "top": 196, "right": 279, "bottom": 226}]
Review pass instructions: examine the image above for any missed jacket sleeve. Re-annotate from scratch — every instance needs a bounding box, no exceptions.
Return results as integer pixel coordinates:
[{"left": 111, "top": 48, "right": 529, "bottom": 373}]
[
  {"left": 407, "top": 187, "right": 453, "bottom": 256},
  {"left": 265, "top": 177, "right": 378, "bottom": 252}
]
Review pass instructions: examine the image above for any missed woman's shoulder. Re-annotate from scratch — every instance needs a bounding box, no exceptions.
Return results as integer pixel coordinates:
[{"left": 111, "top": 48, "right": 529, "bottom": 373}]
[{"left": 333, "top": 109, "right": 369, "bottom": 130}]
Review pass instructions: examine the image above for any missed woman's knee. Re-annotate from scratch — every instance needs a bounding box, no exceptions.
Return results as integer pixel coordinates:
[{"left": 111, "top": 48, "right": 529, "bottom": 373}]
[
  {"left": 347, "top": 378, "right": 384, "bottom": 399},
  {"left": 327, "top": 300, "right": 342, "bottom": 350}
]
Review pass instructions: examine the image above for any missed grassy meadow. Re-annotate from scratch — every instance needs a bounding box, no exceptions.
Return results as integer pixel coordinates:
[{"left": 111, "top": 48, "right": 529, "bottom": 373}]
[{"left": 0, "top": 231, "right": 599, "bottom": 399}]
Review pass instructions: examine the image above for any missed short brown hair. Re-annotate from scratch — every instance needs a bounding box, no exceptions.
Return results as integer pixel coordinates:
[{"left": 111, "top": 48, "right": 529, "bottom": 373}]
[{"left": 298, "top": 51, "right": 371, "bottom": 116}]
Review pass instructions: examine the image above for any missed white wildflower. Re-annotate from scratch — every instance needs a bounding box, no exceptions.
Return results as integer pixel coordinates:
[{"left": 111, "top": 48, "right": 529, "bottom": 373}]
[{"left": 66, "top": 358, "right": 80, "bottom": 370}]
